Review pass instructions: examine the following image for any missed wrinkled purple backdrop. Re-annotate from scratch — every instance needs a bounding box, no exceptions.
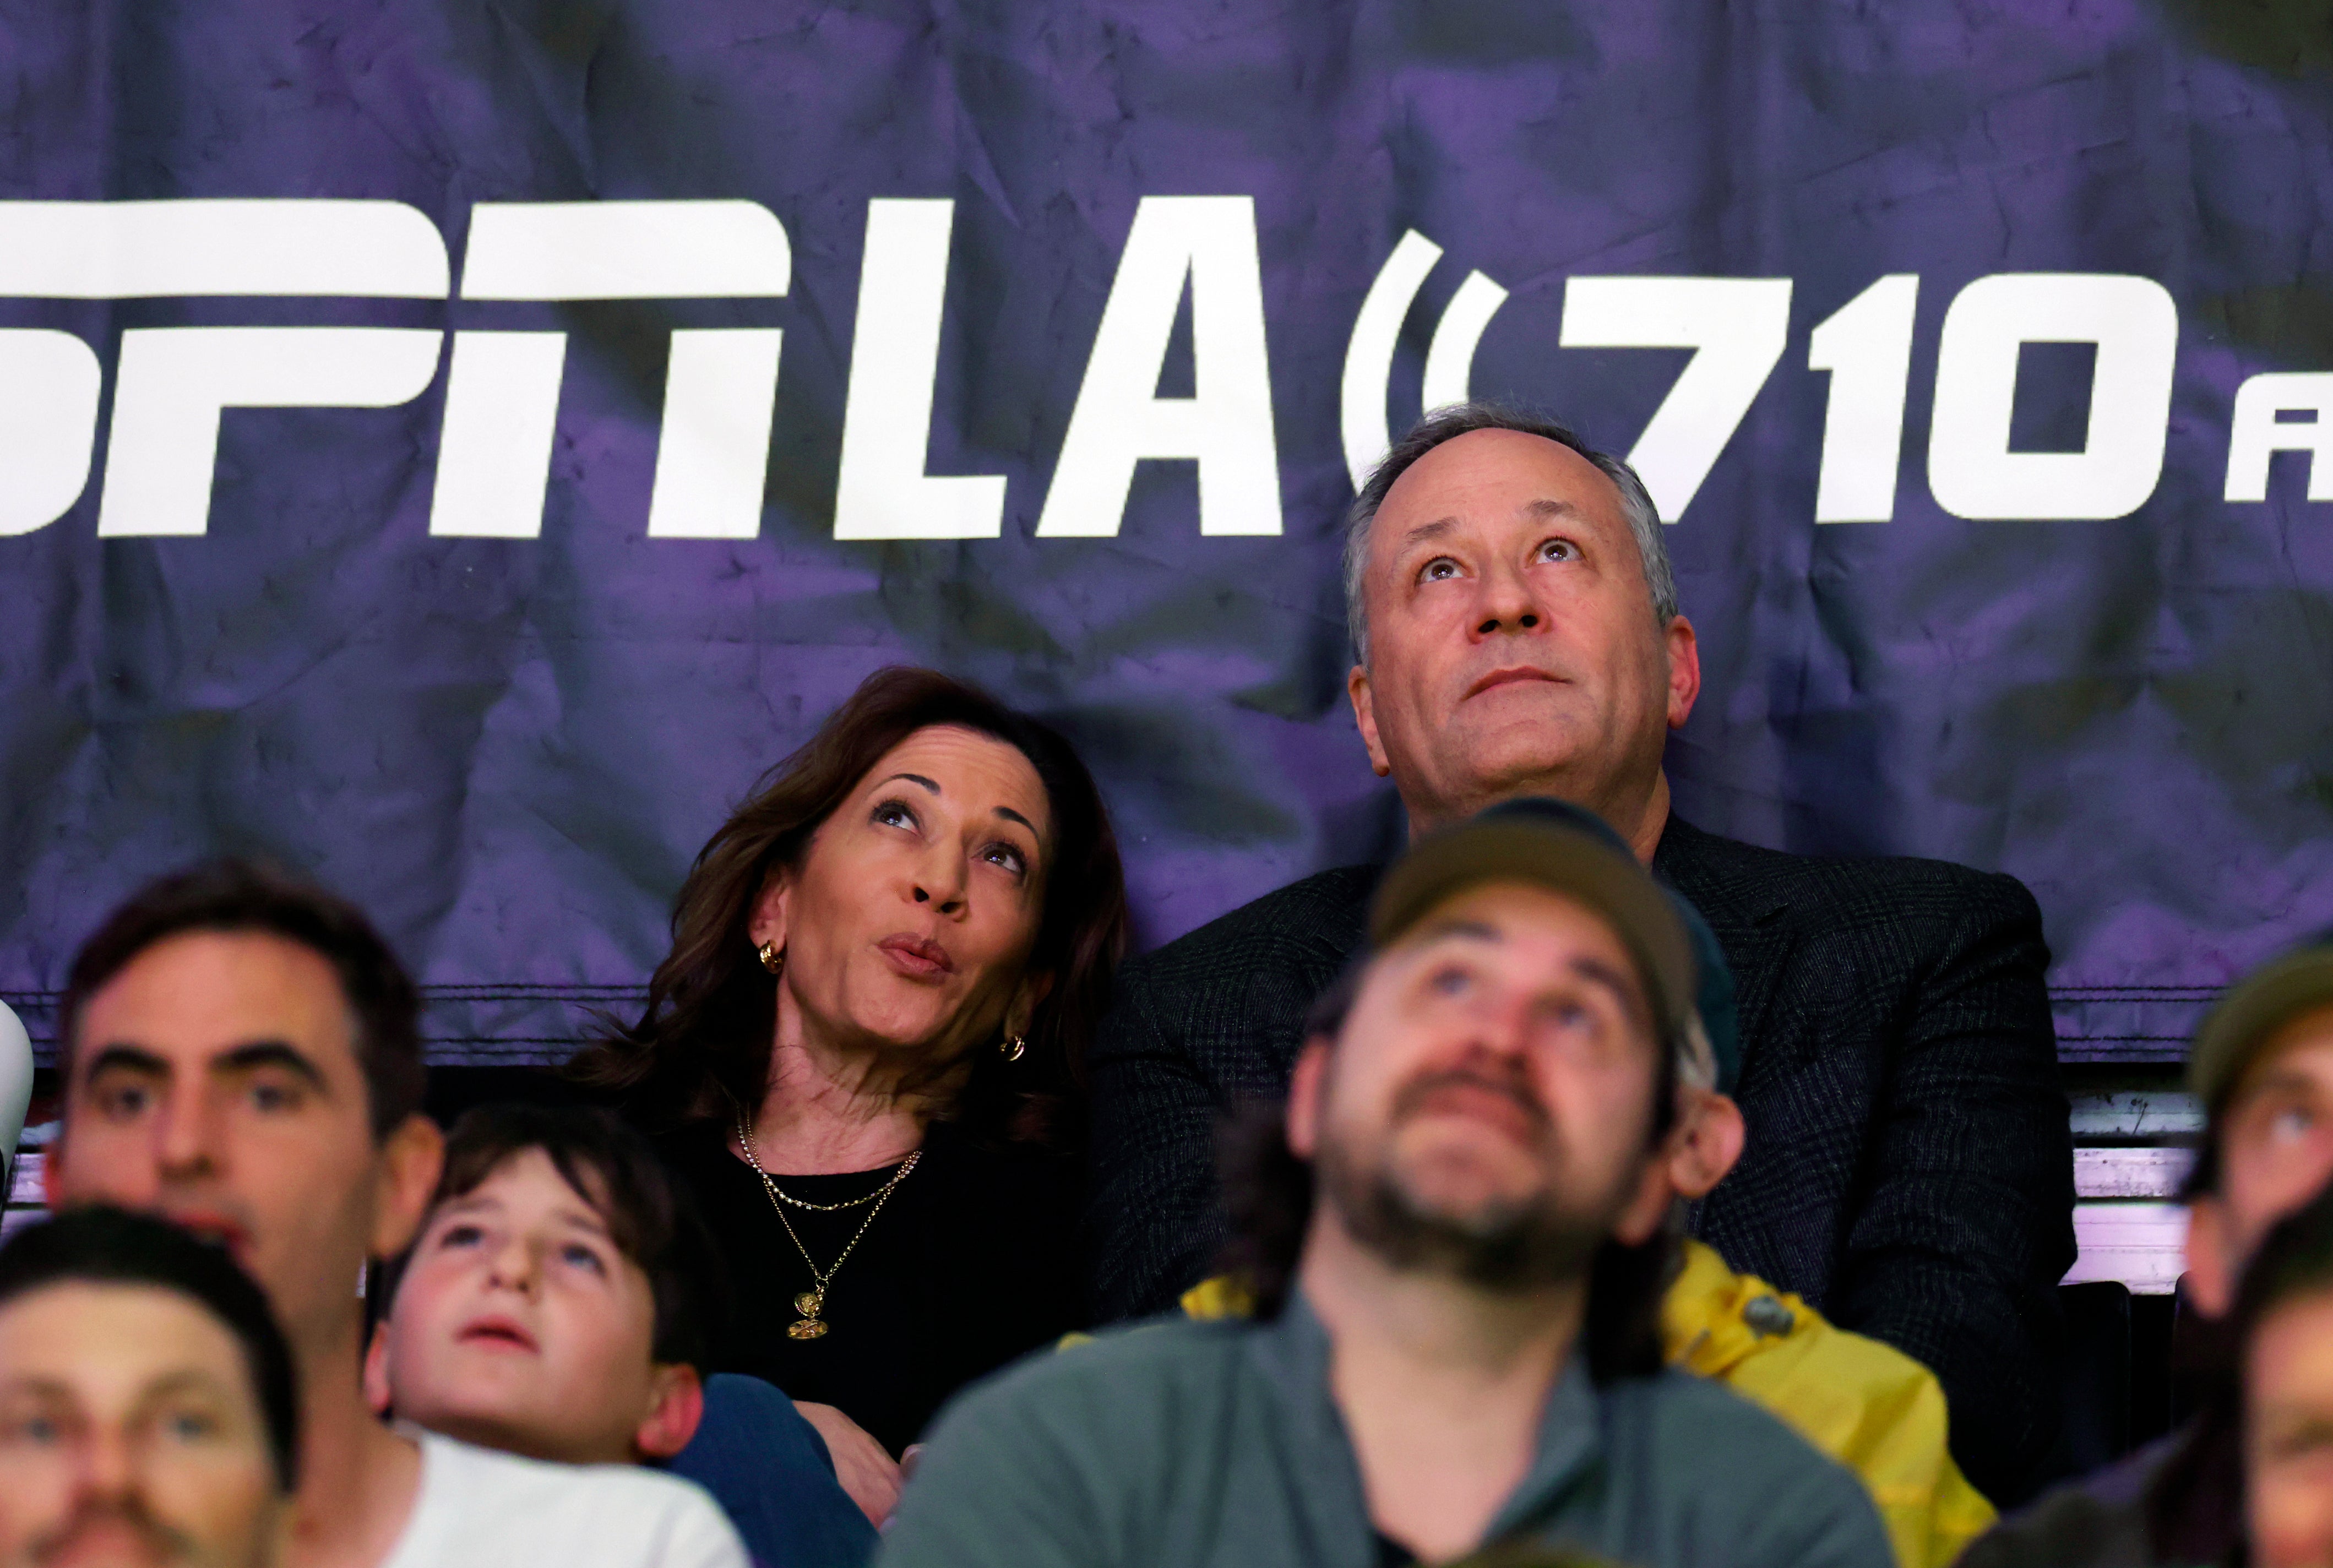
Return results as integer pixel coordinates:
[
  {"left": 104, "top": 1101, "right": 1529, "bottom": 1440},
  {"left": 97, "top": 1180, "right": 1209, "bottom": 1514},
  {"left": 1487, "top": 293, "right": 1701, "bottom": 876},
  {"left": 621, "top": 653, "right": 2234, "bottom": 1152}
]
[{"left": 1, "top": 0, "right": 2329, "bottom": 1064}]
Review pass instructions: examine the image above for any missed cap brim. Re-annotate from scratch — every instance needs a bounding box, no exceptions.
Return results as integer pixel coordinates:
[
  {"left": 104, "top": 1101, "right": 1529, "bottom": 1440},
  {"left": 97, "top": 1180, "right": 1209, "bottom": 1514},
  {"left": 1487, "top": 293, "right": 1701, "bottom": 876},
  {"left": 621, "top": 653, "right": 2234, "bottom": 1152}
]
[
  {"left": 1369, "top": 818, "right": 1695, "bottom": 1041},
  {"left": 2191, "top": 949, "right": 2333, "bottom": 1110}
]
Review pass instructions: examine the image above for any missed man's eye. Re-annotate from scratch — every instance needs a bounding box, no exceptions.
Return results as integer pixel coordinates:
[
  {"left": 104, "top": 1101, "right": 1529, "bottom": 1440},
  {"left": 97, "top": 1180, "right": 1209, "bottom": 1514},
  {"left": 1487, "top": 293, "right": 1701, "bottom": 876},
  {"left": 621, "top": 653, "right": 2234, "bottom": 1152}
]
[
  {"left": 248, "top": 1079, "right": 302, "bottom": 1113},
  {"left": 1417, "top": 557, "right": 1461, "bottom": 584},
  {"left": 94, "top": 1080, "right": 152, "bottom": 1119},
  {"left": 8, "top": 1413, "right": 62, "bottom": 1445},
  {"left": 161, "top": 1409, "right": 219, "bottom": 1443},
  {"left": 1428, "top": 965, "right": 1471, "bottom": 996},
  {"left": 559, "top": 1244, "right": 607, "bottom": 1277},
  {"left": 1536, "top": 537, "right": 1580, "bottom": 563},
  {"left": 2272, "top": 1105, "right": 2318, "bottom": 1140}
]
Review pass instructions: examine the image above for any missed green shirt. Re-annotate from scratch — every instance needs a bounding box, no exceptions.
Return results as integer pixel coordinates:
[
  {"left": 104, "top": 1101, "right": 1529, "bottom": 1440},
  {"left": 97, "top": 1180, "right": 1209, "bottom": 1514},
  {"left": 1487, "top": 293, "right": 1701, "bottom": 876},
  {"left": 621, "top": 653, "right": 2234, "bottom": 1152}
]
[{"left": 879, "top": 1297, "right": 1894, "bottom": 1568}]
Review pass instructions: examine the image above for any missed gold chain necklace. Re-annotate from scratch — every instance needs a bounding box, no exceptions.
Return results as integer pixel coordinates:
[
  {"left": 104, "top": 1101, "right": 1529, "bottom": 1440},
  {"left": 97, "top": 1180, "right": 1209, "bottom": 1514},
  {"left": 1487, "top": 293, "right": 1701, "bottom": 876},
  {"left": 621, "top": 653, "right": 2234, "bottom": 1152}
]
[{"left": 734, "top": 1109, "right": 921, "bottom": 1341}]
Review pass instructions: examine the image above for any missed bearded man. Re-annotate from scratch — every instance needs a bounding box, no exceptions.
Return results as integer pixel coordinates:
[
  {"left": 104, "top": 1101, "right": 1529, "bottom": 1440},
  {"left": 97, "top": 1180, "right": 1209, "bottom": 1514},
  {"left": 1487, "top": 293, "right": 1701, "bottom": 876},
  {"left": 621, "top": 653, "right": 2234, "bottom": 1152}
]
[{"left": 880, "top": 801, "right": 1891, "bottom": 1568}]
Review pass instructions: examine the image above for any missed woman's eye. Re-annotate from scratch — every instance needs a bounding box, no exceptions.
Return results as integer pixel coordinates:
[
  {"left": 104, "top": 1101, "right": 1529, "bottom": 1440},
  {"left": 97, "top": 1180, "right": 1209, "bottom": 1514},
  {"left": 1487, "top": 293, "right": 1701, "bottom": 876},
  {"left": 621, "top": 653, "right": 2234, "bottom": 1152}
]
[
  {"left": 439, "top": 1223, "right": 485, "bottom": 1250},
  {"left": 2272, "top": 1104, "right": 2317, "bottom": 1140},
  {"left": 13, "top": 1414, "right": 61, "bottom": 1445},
  {"left": 1418, "top": 557, "right": 1461, "bottom": 583},
  {"left": 559, "top": 1244, "right": 607, "bottom": 1276},
  {"left": 1428, "top": 965, "right": 1471, "bottom": 996},
  {"left": 873, "top": 799, "right": 918, "bottom": 832},
  {"left": 981, "top": 842, "right": 1028, "bottom": 877},
  {"left": 1537, "top": 537, "right": 1579, "bottom": 563}
]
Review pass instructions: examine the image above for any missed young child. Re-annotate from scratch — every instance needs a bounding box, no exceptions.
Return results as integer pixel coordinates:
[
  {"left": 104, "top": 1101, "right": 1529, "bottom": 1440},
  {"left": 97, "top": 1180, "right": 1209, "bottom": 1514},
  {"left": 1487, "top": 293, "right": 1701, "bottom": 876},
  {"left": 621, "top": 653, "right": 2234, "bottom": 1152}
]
[{"left": 368, "top": 1104, "right": 875, "bottom": 1568}]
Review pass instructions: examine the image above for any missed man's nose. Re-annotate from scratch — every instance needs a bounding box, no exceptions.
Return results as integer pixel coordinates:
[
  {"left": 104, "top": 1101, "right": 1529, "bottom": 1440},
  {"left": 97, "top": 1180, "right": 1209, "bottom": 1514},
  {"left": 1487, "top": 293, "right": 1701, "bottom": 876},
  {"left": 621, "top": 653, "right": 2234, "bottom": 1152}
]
[
  {"left": 154, "top": 1093, "right": 225, "bottom": 1179},
  {"left": 72, "top": 1422, "right": 138, "bottom": 1500},
  {"left": 1471, "top": 555, "right": 1544, "bottom": 638}
]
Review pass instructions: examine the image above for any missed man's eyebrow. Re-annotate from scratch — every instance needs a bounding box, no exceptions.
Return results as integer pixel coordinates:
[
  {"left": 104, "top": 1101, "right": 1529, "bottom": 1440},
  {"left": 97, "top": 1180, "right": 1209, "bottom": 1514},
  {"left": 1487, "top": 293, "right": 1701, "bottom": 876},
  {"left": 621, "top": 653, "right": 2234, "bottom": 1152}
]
[
  {"left": 139, "top": 1368, "right": 237, "bottom": 1403},
  {"left": 1413, "top": 916, "right": 1502, "bottom": 945},
  {"left": 1525, "top": 498, "right": 1585, "bottom": 522},
  {"left": 1568, "top": 954, "right": 1651, "bottom": 1023},
  {"left": 1397, "top": 517, "right": 1460, "bottom": 552},
  {"left": 2238, "top": 1067, "right": 2331, "bottom": 1107},
  {"left": 80, "top": 1044, "right": 172, "bottom": 1079},
  {"left": 211, "top": 1041, "right": 329, "bottom": 1089},
  {"left": 876, "top": 772, "right": 942, "bottom": 796}
]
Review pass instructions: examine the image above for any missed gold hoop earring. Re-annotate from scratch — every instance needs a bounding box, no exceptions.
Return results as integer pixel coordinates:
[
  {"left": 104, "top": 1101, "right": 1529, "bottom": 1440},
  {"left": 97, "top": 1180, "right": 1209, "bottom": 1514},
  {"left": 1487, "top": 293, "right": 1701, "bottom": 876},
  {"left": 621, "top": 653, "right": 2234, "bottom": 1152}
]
[
  {"left": 1002, "top": 1034, "right": 1026, "bottom": 1062},
  {"left": 757, "top": 940, "right": 784, "bottom": 975}
]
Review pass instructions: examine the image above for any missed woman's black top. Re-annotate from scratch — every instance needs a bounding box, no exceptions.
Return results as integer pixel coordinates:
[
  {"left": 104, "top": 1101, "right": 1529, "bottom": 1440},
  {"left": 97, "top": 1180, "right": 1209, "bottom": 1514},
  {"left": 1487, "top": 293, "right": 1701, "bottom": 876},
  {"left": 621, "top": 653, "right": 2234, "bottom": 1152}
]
[{"left": 654, "top": 1117, "right": 1086, "bottom": 1456}]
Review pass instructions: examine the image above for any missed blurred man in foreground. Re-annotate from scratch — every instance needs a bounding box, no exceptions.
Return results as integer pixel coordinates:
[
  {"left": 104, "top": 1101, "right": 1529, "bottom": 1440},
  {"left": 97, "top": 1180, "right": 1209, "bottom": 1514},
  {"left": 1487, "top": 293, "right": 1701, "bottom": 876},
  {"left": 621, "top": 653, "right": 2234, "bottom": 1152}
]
[
  {"left": 884, "top": 801, "right": 1889, "bottom": 1568},
  {"left": 2228, "top": 1179, "right": 2333, "bottom": 1568},
  {"left": 1176, "top": 813, "right": 1992, "bottom": 1568},
  {"left": 44, "top": 860, "right": 746, "bottom": 1568},
  {"left": 1966, "top": 929, "right": 2333, "bottom": 1568},
  {"left": 0, "top": 1206, "right": 298, "bottom": 1568}
]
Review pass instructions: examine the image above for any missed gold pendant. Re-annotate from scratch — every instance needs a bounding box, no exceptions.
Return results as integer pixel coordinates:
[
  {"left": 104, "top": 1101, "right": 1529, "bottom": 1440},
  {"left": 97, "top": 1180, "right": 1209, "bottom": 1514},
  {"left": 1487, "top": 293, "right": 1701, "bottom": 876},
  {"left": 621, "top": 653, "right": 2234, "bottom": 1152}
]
[
  {"left": 793, "top": 1291, "right": 823, "bottom": 1317},
  {"left": 788, "top": 1316, "right": 829, "bottom": 1340}
]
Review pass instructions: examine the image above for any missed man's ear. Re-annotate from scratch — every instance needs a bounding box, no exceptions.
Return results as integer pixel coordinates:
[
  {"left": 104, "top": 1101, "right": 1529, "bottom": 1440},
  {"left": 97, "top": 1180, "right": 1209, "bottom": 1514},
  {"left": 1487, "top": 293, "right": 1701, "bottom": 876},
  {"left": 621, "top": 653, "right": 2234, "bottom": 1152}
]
[
  {"left": 1348, "top": 667, "right": 1391, "bottom": 778},
  {"left": 362, "top": 1320, "right": 395, "bottom": 1417},
  {"left": 1666, "top": 1091, "right": 1745, "bottom": 1201},
  {"left": 747, "top": 867, "right": 793, "bottom": 955},
  {"left": 1612, "top": 1149, "right": 1676, "bottom": 1248},
  {"left": 632, "top": 1363, "right": 705, "bottom": 1461},
  {"left": 2185, "top": 1196, "right": 2234, "bottom": 1319},
  {"left": 1665, "top": 615, "right": 1701, "bottom": 731},
  {"left": 1286, "top": 1039, "right": 1332, "bottom": 1159},
  {"left": 371, "top": 1115, "right": 445, "bottom": 1261}
]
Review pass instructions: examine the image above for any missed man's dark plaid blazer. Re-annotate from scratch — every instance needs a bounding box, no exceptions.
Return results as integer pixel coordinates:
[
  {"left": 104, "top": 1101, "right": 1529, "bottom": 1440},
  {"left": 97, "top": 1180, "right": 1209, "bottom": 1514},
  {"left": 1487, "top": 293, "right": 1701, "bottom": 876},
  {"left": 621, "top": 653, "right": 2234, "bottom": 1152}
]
[{"left": 1085, "top": 813, "right": 2076, "bottom": 1505}]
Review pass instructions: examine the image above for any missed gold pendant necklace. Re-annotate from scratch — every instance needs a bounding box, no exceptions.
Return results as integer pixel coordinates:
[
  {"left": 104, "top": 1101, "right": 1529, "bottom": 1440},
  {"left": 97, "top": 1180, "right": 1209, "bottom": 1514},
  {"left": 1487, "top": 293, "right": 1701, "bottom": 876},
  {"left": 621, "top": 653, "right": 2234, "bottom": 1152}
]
[{"left": 735, "top": 1109, "right": 921, "bottom": 1340}]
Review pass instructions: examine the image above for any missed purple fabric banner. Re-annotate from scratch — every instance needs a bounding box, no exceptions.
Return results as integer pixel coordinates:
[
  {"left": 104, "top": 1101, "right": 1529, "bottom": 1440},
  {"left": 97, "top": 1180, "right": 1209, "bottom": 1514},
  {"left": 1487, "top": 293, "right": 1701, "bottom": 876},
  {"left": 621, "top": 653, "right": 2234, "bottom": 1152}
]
[{"left": 0, "top": 1, "right": 2327, "bottom": 1063}]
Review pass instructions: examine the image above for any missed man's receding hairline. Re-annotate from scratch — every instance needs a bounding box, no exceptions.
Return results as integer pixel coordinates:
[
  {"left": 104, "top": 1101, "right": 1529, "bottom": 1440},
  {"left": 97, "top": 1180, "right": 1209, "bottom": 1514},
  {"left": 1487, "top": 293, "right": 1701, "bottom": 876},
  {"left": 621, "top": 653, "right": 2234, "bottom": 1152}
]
[{"left": 1372, "top": 426, "right": 1634, "bottom": 541}]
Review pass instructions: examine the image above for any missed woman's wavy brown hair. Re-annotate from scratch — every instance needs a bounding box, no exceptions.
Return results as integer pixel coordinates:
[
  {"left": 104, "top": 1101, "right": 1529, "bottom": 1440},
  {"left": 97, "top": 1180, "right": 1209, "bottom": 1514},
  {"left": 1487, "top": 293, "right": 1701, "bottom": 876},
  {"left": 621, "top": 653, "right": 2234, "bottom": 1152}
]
[{"left": 570, "top": 667, "right": 1128, "bottom": 1146}]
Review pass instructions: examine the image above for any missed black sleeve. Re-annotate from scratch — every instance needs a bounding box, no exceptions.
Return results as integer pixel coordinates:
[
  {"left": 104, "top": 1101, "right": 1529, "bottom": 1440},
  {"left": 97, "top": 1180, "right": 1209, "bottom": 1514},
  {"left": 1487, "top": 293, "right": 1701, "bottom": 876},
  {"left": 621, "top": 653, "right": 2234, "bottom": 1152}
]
[
  {"left": 1084, "top": 961, "right": 1227, "bottom": 1322},
  {"left": 1825, "top": 871, "right": 2076, "bottom": 1506}
]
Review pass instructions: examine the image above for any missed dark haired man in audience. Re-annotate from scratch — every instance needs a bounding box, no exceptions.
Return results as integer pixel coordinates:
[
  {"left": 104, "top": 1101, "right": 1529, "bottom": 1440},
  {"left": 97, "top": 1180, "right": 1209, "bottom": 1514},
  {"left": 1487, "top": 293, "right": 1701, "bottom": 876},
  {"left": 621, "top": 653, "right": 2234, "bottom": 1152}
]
[
  {"left": 43, "top": 860, "right": 746, "bottom": 1568},
  {"left": 1967, "top": 929, "right": 2333, "bottom": 1568},
  {"left": 883, "top": 803, "right": 1890, "bottom": 1568},
  {"left": 1089, "top": 402, "right": 2074, "bottom": 1501},
  {"left": 0, "top": 1205, "right": 301, "bottom": 1568}
]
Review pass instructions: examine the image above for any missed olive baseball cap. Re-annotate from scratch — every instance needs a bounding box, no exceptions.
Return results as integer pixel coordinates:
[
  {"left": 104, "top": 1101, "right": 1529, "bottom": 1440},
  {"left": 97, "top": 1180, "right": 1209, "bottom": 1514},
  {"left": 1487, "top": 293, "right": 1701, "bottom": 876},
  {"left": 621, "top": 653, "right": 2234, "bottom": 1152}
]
[
  {"left": 2188, "top": 927, "right": 2333, "bottom": 1115},
  {"left": 1369, "top": 798, "right": 1700, "bottom": 1058}
]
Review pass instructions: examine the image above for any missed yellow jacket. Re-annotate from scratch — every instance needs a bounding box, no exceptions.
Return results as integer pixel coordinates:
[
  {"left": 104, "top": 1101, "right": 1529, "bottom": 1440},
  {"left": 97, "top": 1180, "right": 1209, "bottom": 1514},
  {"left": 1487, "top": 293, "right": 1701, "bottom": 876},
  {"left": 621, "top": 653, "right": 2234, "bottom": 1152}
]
[
  {"left": 1179, "top": 1240, "right": 1992, "bottom": 1568},
  {"left": 1657, "top": 1239, "right": 1993, "bottom": 1568}
]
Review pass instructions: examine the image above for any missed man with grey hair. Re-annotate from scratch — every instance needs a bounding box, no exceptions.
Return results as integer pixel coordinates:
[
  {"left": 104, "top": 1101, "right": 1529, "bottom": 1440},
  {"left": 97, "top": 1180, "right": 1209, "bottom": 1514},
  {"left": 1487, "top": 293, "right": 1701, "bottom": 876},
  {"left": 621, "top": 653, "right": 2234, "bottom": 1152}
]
[{"left": 1087, "top": 403, "right": 2074, "bottom": 1506}]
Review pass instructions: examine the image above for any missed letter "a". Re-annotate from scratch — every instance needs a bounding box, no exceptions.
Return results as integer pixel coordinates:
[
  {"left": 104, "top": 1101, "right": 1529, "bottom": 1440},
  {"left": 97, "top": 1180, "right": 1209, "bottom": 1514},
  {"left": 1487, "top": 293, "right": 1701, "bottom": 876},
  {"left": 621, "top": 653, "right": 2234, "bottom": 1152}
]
[{"left": 1037, "top": 196, "right": 1281, "bottom": 538}]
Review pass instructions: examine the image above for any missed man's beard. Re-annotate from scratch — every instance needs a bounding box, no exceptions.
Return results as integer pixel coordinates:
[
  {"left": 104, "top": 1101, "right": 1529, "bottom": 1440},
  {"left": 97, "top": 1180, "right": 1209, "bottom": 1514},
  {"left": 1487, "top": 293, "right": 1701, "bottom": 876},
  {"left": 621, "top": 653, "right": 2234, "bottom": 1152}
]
[{"left": 1317, "top": 1069, "right": 1630, "bottom": 1292}]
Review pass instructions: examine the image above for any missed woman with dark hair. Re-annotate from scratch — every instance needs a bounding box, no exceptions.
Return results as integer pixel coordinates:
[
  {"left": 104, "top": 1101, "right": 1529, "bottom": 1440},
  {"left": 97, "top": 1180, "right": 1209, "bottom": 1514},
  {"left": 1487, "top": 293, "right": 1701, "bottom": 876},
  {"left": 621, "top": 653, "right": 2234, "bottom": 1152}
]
[{"left": 570, "top": 667, "right": 1128, "bottom": 1502}]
